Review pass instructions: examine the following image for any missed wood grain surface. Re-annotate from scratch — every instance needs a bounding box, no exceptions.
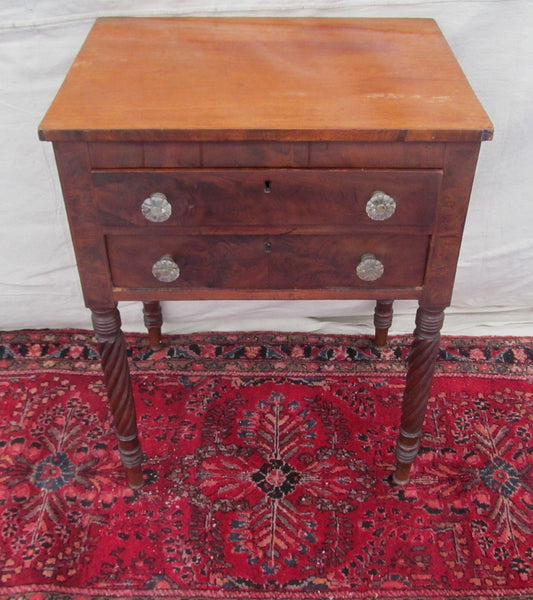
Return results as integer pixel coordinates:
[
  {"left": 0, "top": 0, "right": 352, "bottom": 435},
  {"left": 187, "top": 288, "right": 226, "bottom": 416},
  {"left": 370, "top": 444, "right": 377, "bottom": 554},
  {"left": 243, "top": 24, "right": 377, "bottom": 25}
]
[{"left": 39, "top": 17, "right": 493, "bottom": 142}]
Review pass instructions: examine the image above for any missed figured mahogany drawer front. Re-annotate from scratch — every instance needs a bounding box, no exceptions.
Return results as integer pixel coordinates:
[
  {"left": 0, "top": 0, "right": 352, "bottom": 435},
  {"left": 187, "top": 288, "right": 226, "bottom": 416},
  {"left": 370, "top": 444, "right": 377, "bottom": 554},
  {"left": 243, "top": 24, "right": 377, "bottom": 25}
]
[
  {"left": 106, "top": 234, "right": 429, "bottom": 290},
  {"left": 93, "top": 169, "right": 441, "bottom": 230}
]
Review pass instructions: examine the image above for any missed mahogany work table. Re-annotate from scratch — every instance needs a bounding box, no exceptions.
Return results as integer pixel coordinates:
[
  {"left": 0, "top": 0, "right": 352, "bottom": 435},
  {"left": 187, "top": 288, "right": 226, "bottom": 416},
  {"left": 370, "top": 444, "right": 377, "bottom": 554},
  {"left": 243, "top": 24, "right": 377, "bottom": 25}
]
[{"left": 39, "top": 17, "right": 493, "bottom": 489}]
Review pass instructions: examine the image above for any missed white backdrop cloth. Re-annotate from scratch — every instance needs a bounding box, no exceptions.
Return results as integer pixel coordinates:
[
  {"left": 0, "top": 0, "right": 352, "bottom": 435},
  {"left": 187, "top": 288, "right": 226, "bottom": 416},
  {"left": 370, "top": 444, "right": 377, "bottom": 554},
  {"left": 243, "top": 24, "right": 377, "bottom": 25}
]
[{"left": 1, "top": 1, "right": 532, "bottom": 336}]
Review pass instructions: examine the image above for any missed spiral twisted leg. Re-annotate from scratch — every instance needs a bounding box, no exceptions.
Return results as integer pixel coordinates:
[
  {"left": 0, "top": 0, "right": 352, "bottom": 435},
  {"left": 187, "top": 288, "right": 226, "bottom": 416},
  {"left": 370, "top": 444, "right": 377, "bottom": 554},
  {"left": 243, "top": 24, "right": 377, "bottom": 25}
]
[
  {"left": 373, "top": 299, "right": 394, "bottom": 349},
  {"left": 91, "top": 306, "right": 144, "bottom": 489},
  {"left": 143, "top": 301, "right": 163, "bottom": 350},
  {"left": 393, "top": 306, "right": 445, "bottom": 485}
]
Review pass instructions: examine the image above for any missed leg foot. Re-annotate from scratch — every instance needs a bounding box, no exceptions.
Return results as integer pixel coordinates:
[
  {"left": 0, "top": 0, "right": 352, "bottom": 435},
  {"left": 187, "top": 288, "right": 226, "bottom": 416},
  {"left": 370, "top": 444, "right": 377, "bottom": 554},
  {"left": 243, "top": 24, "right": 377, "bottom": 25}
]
[
  {"left": 391, "top": 467, "right": 410, "bottom": 486},
  {"left": 373, "top": 300, "right": 394, "bottom": 349},
  {"left": 92, "top": 305, "right": 144, "bottom": 489},
  {"left": 393, "top": 305, "right": 444, "bottom": 483},
  {"left": 143, "top": 301, "right": 163, "bottom": 350},
  {"left": 126, "top": 465, "right": 144, "bottom": 490}
]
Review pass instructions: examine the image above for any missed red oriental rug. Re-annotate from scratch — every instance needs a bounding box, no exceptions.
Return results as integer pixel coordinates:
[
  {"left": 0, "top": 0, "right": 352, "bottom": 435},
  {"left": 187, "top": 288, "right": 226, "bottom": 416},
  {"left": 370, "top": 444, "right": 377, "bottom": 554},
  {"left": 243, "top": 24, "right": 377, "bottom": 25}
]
[{"left": 0, "top": 330, "right": 532, "bottom": 600}]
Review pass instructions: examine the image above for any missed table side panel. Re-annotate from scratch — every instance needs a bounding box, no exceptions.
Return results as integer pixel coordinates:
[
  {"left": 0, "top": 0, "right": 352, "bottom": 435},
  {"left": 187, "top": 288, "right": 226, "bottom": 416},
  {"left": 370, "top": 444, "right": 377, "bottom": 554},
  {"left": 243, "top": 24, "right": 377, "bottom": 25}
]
[
  {"left": 53, "top": 142, "right": 114, "bottom": 308},
  {"left": 422, "top": 143, "right": 481, "bottom": 306}
]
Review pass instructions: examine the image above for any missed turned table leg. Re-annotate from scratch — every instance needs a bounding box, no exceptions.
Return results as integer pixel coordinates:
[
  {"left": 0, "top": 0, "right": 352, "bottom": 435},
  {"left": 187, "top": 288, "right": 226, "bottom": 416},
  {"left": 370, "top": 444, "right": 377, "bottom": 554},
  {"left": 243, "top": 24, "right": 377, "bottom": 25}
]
[
  {"left": 393, "top": 305, "right": 445, "bottom": 485},
  {"left": 373, "top": 300, "right": 394, "bottom": 349},
  {"left": 143, "top": 301, "right": 163, "bottom": 350},
  {"left": 91, "top": 306, "right": 144, "bottom": 489}
]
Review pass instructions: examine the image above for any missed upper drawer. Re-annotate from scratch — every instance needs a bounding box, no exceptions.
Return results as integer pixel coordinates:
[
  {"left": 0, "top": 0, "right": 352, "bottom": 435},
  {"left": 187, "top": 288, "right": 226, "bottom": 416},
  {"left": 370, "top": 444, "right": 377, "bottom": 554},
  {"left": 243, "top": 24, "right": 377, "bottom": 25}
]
[{"left": 92, "top": 169, "right": 441, "bottom": 230}]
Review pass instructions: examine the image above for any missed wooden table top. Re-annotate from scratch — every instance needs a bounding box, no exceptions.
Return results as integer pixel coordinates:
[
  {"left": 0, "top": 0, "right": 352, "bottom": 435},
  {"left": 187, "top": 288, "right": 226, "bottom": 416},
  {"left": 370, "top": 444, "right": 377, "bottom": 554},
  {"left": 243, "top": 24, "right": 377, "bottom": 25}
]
[{"left": 39, "top": 17, "right": 493, "bottom": 143}]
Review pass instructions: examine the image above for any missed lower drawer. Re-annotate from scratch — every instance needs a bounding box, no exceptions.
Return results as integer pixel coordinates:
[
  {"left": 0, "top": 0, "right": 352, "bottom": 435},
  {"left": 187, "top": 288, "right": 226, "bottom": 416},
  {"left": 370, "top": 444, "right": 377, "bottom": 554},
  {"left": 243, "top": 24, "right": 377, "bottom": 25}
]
[{"left": 106, "top": 234, "right": 429, "bottom": 290}]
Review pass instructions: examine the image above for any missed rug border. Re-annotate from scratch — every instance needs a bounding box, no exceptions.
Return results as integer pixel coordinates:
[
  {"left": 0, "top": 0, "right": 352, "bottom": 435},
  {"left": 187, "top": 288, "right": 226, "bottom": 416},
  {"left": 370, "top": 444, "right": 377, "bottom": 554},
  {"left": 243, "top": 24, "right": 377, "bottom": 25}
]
[{"left": 1, "top": 583, "right": 533, "bottom": 600}]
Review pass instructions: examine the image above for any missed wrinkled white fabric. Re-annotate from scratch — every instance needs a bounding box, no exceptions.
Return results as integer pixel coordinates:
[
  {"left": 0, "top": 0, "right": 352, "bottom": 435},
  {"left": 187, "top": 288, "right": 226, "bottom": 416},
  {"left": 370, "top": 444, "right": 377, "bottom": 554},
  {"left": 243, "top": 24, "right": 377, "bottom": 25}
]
[{"left": 1, "top": 1, "right": 532, "bottom": 335}]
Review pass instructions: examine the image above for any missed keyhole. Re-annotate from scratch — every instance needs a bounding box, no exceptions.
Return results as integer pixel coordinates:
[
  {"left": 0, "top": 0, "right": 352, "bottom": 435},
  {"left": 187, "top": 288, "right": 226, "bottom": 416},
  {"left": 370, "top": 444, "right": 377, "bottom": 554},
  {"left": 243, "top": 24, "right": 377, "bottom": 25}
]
[
  {"left": 264, "top": 241, "right": 272, "bottom": 254},
  {"left": 264, "top": 180, "right": 271, "bottom": 194}
]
